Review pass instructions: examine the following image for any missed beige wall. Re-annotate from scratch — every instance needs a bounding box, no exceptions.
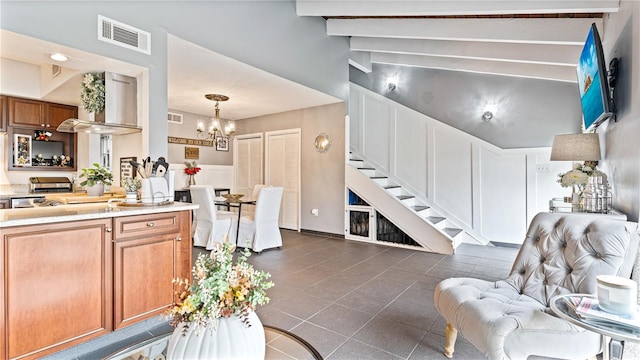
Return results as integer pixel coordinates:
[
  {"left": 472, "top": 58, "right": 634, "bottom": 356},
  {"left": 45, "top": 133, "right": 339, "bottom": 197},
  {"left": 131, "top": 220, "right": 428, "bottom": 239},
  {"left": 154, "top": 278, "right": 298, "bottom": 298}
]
[
  {"left": 237, "top": 103, "right": 346, "bottom": 235},
  {"left": 167, "top": 109, "right": 234, "bottom": 166}
]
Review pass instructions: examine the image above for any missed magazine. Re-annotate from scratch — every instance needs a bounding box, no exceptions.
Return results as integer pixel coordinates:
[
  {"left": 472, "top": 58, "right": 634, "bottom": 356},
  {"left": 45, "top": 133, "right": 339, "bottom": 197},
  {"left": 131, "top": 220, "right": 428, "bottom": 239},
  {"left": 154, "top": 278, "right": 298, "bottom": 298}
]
[{"left": 575, "top": 297, "right": 640, "bottom": 330}]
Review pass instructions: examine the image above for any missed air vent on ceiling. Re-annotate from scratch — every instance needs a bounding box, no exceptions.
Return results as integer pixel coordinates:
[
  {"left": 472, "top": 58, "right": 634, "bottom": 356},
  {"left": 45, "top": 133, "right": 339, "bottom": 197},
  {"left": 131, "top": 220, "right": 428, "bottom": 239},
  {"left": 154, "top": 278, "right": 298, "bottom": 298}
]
[
  {"left": 51, "top": 64, "right": 61, "bottom": 78},
  {"left": 98, "top": 15, "right": 151, "bottom": 55},
  {"left": 168, "top": 112, "right": 183, "bottom": 124}
]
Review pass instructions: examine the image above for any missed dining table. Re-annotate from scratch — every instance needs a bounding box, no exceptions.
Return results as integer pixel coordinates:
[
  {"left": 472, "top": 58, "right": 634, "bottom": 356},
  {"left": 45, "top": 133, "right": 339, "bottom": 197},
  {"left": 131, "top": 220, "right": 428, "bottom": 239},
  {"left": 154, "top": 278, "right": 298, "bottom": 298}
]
[{"left": 214, "top": 198, "right": 256, "bottom": 245}]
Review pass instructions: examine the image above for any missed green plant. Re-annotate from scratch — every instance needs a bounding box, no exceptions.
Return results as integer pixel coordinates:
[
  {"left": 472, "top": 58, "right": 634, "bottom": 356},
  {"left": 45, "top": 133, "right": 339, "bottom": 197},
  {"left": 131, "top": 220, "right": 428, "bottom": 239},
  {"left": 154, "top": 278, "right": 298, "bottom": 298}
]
[
  {"left": 167, "top": 240, "right": 273, "bottom": 332},
  {"left": 80, "top": 163, "right": 113, "bottom": 187},
  {"left": 121, "top": 177, "right": 142, "bottom": 192},
  {"left": 80, "top": 72, "right": 105, "bottom": 113}
]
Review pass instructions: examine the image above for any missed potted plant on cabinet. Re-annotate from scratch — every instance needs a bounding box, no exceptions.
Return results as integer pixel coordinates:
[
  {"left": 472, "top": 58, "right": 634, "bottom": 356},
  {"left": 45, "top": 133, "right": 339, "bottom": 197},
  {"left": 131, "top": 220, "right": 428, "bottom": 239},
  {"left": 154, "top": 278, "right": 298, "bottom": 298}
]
[
  {"left": 121, "top": 177, "right": 141, "bottom": 203},
  {"left": 80, "top": 163, "right": 113, "bottom": 196}
]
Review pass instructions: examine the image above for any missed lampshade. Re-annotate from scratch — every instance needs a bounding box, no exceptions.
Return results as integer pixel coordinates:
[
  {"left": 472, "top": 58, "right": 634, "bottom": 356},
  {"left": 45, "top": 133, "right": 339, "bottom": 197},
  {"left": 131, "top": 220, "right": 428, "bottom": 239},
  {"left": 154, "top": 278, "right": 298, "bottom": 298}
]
[{"left": 550, "top": 133, "right": 601, "bottom": 161}]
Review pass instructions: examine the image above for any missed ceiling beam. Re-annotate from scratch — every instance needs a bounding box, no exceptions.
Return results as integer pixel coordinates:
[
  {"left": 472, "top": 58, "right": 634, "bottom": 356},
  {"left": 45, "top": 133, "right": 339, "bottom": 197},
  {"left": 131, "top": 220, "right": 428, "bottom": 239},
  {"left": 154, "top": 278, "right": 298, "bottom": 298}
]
[
  {"left": 297, "top": 1, "right": 619, "bottom": 17},
  {"left": 349, "top": 50, "right": 372, "bottom": 73},
  {"left": 370, "top": 52, "right": 578, "bottom": 83},
  {"left": 328, "top": 18, "right": 602, "bottom": 45},
  {"left": 351, "top": 37, "right": 582, "bottom": 66}
]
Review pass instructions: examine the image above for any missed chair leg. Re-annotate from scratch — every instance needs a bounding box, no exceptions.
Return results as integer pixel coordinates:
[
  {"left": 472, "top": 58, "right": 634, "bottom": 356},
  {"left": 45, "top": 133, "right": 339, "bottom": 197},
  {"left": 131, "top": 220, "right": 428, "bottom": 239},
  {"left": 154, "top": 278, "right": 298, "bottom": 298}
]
[{"left": 444, "top": 322, "right": 458, "bottom": 358}]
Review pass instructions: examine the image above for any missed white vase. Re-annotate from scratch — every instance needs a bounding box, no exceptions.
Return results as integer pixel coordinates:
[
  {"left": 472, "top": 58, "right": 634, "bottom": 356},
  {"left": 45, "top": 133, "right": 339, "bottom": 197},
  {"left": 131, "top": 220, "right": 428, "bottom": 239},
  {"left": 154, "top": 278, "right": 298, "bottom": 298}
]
[
  {"left": 167, "top": 312, "right": 265, "bottom": 360},
  {"left": 86, "top": 183, "right": 104, "bottom": 196},
  {"left": 125, "top": 192, "right": 138, "bottom": 203}
]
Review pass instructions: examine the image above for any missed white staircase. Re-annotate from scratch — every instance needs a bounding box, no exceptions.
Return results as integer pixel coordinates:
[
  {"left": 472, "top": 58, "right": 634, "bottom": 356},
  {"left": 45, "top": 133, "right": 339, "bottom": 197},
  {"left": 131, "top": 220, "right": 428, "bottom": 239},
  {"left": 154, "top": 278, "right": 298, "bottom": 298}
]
[{"left": 346, "top": 156, "right": 475, "bottom": 255}]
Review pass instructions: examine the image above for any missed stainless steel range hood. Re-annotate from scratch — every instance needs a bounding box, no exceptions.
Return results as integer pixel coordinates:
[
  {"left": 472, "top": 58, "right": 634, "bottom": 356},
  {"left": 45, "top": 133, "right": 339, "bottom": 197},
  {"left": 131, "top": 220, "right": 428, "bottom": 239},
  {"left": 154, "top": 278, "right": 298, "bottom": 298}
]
[{"left": 57, "top": 72, "right": 141, "bottom": 135}]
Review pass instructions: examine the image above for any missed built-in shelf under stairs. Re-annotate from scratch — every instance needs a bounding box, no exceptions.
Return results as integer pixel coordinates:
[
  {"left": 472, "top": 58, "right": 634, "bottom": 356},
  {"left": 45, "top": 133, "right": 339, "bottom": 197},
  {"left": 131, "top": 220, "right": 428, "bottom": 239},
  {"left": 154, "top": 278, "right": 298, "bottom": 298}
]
[{"left": 345, "top": 157, "right": 473, "bottom": 255}]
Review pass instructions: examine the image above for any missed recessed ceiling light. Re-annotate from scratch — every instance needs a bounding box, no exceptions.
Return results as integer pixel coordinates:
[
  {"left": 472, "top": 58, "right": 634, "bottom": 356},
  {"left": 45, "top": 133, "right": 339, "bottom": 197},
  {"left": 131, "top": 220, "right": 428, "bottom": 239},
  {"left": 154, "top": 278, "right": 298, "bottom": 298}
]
[{"left": 50, "top": 53, "right": 68, "bottom": 62}]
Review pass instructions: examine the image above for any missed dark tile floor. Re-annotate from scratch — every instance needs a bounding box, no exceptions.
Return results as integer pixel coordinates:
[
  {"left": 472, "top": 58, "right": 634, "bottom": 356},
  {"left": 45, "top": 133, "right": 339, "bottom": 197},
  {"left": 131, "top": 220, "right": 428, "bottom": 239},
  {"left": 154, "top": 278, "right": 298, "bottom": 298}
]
[
  {"left": 248, "top": 230, "right": 518, "bottom": 360},
  {"left": 45, "top": 229, "right": 519, "bottom": 360}
]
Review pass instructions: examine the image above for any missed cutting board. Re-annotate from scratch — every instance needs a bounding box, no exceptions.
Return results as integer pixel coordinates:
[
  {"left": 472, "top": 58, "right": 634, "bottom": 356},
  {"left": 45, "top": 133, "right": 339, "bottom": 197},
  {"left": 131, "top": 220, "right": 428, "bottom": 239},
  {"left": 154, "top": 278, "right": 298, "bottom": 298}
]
[{"left": 48, "top": 193, "right": 126, "bottom": 204}]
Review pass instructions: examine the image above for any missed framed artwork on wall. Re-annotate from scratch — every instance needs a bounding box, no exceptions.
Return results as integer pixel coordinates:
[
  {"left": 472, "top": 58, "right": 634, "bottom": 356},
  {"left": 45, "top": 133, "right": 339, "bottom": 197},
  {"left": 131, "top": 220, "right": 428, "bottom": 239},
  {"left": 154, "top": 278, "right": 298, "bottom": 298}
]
[
  {"left": 216, "top": 136, "right": 229, "bottom": 152},
  {"left": 185, "top": 146, "right": 199, "bottom": 159},
  {"left": 14, "top": 134, "right": 32, "bottom": 166},
  {"left": 120, "top": 156, "right": 137, "bottom": 179}
]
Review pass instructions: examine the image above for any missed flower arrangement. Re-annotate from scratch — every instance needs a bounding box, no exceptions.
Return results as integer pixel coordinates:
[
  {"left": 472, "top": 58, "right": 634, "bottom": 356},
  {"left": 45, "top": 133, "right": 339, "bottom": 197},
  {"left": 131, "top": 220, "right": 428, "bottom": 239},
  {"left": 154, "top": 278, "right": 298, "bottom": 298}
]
[
  {"left": 121, "top": 177, "right": 142, "bottom": 192},
  {"left": 80, "top": 163, "right": 113, "bottom": 186},
  {"left": 80, "top": 72, "right": 106, "bottom": 113},
  {"left": 184, "top": 161, "right": 201, "bottom": 175},
  {"left": 167, "top": 240, "right": 273, "bottom": 333},
  {"left": 557, "top": 162, "right": 607, "bottom": 189}
]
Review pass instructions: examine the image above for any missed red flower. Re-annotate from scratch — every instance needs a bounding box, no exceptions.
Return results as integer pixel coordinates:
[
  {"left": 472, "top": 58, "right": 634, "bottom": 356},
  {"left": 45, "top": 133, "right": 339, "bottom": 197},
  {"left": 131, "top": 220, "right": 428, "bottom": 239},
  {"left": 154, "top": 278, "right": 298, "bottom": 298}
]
[{"left": 184, "top": 167, "right": 201, "bottom": 175}]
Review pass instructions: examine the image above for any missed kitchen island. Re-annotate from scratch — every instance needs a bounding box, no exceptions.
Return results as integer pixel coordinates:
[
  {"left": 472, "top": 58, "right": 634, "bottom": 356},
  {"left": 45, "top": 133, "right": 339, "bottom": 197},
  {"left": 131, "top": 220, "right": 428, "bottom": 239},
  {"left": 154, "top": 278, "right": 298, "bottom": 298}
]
[{"left": 0, "top": 202, "right": 197, "bottom": 360}]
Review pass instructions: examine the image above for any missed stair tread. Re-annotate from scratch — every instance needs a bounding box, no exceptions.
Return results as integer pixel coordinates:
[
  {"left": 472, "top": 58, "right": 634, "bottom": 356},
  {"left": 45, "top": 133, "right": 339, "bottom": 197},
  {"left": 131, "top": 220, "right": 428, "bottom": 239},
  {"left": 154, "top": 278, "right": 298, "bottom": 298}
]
[
  {"left": 426, "top": 216, "right": 446, "bottom": 223},
  {"left": 397, "top": 195, "right": 414, "bottom": 200},
  {"left": 443, "top": 228, "right": 463, "bottom": 238},
  {"left": 384, "top": 185, "right": 401, "bottom": 189},
  {"left": 413, "top": 205, "right": 430, "bottom": 211},
  {"left": 370, "top": 176, "right": 388, "bottom": 179},
  {"left": 359, "top": 167, "right": 376, "bottom": 170}
]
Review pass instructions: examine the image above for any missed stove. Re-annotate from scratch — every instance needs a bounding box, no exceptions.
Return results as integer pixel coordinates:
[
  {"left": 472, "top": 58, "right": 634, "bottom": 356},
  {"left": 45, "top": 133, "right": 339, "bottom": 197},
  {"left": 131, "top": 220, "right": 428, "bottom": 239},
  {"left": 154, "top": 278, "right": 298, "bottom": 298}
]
[{"left": 29, "top": 177, "right": 73, "bottom": 193}]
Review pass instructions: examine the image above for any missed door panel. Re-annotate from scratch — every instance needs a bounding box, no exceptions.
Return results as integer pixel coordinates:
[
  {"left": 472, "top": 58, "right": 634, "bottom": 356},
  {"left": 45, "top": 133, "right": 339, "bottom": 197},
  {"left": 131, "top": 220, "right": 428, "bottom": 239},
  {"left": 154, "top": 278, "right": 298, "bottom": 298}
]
[
  {"left": 234, "top": 135, "right": 263, "bottom": 198},
  {"left": 266, "top": 130, "right": 300, "bottom": 230}
]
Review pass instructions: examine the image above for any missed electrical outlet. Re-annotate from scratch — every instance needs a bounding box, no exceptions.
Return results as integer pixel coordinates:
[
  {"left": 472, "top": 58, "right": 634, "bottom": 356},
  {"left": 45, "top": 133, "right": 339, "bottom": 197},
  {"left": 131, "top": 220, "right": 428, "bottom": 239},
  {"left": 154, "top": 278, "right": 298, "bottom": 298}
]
[
  {"left": 311, "top": 208, "right": 319, "bottom": 216},
  {"left": 536, "top": 164, "right": 550, "bottom": 173}
]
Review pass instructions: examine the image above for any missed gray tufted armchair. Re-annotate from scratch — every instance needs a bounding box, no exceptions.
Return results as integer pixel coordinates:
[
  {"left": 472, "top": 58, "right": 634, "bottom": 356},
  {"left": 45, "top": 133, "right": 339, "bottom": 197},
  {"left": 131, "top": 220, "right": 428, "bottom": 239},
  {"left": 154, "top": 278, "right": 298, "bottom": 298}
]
[{"left": 434, "top": 212, "right": 639, "bottom": 360}]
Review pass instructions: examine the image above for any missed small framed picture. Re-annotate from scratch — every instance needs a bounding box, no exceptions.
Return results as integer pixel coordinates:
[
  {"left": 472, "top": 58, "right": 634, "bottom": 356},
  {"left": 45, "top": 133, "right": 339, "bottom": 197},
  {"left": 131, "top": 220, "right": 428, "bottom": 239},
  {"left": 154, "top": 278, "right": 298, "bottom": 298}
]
[
  {"left": 185, "top": 146, "right": 199, "bottom": 159},
  {"left": 216, "top": 136, "right": 229, "bottom": 152},
  {"left": 14, "top": 134, "right": 32, "bottom": 166},
  {"left": 120, "top": 156, "right": 137, "bottom": 179}
]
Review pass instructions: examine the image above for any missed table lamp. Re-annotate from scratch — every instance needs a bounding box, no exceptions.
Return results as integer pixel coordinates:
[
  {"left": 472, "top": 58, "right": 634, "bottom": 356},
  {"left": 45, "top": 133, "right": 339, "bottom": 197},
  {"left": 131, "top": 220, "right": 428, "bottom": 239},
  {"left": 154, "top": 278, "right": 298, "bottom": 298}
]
[
  {"left": 550, "top": 133, "right": 601, "bottom": 165},
  {"left": 550, "top": 133, "right": 602, "bottom": 205}
]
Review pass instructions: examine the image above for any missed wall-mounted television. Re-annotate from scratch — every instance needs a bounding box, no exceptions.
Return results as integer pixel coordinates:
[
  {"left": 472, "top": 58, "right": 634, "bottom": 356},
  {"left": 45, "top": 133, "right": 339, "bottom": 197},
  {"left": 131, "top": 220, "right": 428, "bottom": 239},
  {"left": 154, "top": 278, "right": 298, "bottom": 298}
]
[{"left": 576, "top": 23, "right": 614, "bottom": 132}]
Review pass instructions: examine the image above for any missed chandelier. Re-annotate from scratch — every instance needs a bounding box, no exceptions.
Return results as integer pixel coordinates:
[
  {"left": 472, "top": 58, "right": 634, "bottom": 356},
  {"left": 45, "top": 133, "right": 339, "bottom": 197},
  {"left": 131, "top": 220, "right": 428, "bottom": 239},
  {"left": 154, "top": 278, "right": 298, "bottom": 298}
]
[{"left": 197, "top": 94, "right": 235, "bottom": 140}]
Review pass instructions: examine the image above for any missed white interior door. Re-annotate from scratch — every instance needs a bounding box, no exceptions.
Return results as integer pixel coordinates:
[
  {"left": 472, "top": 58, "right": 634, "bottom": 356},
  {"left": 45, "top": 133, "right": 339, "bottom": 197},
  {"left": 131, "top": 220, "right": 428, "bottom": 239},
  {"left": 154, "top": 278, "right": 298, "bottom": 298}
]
[
  {"left": 233, "top": 134, "right": 263, "bottom": 198},
  {"left": 266, "top": 129, "right": 300, "bottom": 230}
]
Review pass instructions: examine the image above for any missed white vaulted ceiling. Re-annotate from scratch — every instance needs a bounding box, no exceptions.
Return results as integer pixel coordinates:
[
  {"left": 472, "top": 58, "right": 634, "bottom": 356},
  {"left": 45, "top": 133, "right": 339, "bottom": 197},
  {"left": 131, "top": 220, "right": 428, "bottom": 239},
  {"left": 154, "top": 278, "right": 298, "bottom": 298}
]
[{"left": 296, "top": 0, "right": 618, "bottom": 82}]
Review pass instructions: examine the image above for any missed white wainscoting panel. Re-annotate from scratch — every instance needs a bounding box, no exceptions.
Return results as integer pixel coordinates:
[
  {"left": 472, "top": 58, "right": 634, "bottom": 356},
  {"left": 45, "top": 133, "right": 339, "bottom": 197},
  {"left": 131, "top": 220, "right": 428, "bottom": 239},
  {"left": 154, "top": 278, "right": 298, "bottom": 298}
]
[
  {"left": 478, "top": 148, "right": 527, "bottom": 244},
  {"left": 349, "top": 92, "right": 362, "bottom": 153},
  {"left": 432, "top": 127, "right": 473, "bottom": 228},
  {"left": 171, "top": 163, "right": 233, "bottom": 191},
  {"left": 362, "top": 95, "right": 391, "bottom": 172},
  {"left": 349, "top": 83, "right": 562, "bottom": 245},
  {"left": 394, "top": 107, "right": 428, "bottom": 197}
]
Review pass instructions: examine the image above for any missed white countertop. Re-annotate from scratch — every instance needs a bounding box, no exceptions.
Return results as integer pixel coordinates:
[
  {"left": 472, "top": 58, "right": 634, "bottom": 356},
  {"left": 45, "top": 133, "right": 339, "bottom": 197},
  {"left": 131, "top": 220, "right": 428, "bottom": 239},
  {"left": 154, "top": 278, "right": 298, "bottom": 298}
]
[{"left": 0, "top": 201, "right": 198, "bottom": 228}]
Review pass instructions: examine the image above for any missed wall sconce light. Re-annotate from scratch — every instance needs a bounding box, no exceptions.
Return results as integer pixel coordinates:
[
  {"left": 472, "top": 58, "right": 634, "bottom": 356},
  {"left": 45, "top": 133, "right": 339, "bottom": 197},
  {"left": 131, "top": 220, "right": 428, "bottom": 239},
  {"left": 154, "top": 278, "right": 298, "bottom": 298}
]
[
  {"left": 482, "top": 111, "right": 493, "bottom": 121},
  {"left": 388, "top": 83, "right": 396, "bottom": 91}
]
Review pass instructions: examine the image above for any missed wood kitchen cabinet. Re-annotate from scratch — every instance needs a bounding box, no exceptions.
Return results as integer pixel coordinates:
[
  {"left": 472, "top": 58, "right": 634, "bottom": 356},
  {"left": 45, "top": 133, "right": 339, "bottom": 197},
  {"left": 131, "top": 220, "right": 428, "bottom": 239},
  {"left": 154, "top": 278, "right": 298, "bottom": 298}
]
[
  {"left": 46, "top": 102, "right": 77, "bottom": 129},
  {"left": 0, "top": 199, "right": 9, "bottom": 209},
  {"left": 4, "top": 95, "right": 78, "bottom": 171},
  {"left": 1, "top": 209, "right": 192, "bottom": 360},
  {"left": 112, "top": 211, "right": 191, "bottom": 329},
  {"left": 1, "top": 218, "right": 113, "bottom": 360},
  {"left": 0, "top": 95, "right": 7, "bottom": 132},
  {"left": 7, "top": 96, "right": 77, "bottom": 129}
]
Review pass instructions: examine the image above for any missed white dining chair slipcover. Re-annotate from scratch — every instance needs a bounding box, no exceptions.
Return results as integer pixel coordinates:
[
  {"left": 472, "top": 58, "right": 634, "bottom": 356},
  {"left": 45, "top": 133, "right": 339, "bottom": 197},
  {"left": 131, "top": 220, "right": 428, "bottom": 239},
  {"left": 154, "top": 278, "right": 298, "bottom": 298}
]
[
  {"left": 236, "top": 187, "right": 283, "bottom": 252},
  {"left": 243, "top": 184, "right": 270, "bottom": 220},
  {"left": 189, "top": 185, "right": 237, "bottom": 249}
]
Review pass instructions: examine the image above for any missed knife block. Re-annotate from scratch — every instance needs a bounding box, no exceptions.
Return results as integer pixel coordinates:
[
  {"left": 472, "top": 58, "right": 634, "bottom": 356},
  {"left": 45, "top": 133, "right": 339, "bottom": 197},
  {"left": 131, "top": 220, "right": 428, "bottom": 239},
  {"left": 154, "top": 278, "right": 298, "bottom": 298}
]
[{"left": 140, "top": 177, "right": 170, "bottom": 204}]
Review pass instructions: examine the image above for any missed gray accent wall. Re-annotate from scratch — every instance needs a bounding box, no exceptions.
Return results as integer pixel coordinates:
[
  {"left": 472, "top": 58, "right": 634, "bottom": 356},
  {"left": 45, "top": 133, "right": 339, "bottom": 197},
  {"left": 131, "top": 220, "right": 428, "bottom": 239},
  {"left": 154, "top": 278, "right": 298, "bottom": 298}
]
[
  {"left": 350, "top": 63, "right": 582, "bottom": 148},
  {"left": 599, "top": 0, "right": 640, "bottom": 222},
  {"left": 1, "top": 1, "right": 349, "bottom": 158},
  {"left": 237, "top": 103, "right": 346, "bottom": 235}
]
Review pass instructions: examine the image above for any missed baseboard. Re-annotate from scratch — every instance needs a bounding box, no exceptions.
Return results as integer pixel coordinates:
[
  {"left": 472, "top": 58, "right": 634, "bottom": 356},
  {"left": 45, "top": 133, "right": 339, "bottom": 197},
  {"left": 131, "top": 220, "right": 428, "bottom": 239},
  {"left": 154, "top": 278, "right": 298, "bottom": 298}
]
[
  {"left": 299, "top": 228, "right": 345, "bottom": 239},
  {"left": 489, "top": 241, "right": 521, "bottom": 249}
]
